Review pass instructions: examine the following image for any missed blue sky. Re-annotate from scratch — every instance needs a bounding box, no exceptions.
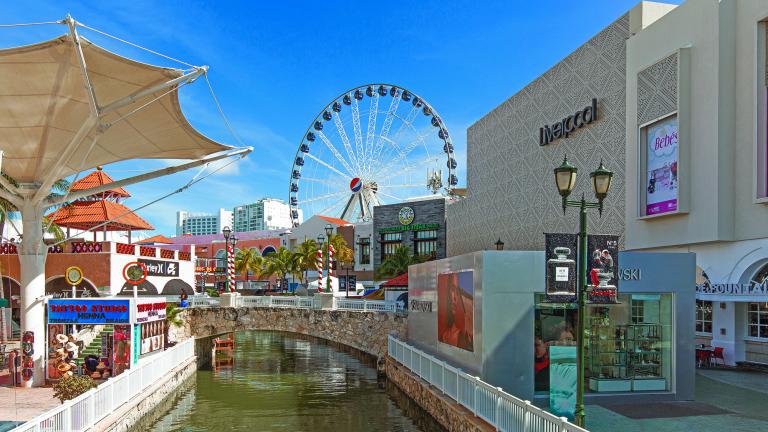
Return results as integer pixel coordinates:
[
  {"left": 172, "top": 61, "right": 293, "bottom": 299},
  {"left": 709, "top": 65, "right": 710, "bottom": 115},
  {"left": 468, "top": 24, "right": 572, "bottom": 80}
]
[{"left": 0, "top": 0, "right": 680, "bottom": 236}]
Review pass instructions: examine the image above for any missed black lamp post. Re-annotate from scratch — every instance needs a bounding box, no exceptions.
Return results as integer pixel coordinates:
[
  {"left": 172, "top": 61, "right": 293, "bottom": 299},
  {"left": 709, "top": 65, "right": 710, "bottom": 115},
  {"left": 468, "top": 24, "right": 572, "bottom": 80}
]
[
  {"left": 324, "top": 224, "right": 333, "bottom": 293},
  {"left": 344, "top": 258, "right": 355, "bottom": 297},
  {"left": 495, "top": 238, "right": 504, "bottom": 251},
  {"left": 553, "top": 156, "right": 613, "bottom": 428}
]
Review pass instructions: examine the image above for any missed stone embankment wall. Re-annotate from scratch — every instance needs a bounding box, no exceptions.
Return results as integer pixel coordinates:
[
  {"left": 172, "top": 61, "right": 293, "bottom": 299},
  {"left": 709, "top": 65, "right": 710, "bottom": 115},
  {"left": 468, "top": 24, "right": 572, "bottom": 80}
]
[
  {"left": 386, "top": 357, "right": 495, "bottom": 432},
  {"left": 170, "top": 307, "right": 407, "bottom": 364}
]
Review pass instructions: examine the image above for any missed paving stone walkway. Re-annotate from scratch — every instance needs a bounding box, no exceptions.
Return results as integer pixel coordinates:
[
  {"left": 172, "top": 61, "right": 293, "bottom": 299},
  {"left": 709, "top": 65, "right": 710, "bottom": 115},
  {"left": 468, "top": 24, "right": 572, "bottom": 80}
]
[
  {"left": 586, "top": 370, "right": 768, "bottom": 432},
  {"left": 0, "top": 385, "right": 60, "bottom": 423}
]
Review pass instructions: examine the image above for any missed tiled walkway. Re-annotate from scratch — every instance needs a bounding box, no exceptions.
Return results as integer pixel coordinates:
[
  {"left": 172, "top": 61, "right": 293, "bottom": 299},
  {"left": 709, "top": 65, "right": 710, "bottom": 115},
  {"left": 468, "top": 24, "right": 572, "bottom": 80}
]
[
  {"left": 586, "top": 370, "right": 768, "bottom": 432},
  {"left": 0, "top": 386, "right": 59, "bottom": 422}
]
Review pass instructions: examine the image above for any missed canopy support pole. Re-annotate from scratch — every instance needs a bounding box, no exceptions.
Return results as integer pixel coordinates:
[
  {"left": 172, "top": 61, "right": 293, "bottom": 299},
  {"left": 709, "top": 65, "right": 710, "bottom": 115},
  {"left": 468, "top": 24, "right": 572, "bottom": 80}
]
[
  {"left": 99, "top": 67, "right": 206, "bottom": 116},
  {"left": 66, "top": 15, "right": 100, "bottom": 118},
  {"left": 19, "top": 200, "right": 46, "bottom": 387},
  {"left": 46, "top": 147, "right": 251, "bottom": 207}
]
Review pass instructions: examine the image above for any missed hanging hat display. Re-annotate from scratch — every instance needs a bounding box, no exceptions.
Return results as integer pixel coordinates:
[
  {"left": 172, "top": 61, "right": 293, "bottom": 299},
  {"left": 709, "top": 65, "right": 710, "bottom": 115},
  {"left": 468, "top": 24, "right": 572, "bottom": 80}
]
[
  {"left": 65, "top": 342, "right": 78, "bottom": 352},
  {"left": 56, "top": 334, "right": 68, "bottom": 344},
  {"left": 57, "top": 362, "right": 72, "bottom": 372}
]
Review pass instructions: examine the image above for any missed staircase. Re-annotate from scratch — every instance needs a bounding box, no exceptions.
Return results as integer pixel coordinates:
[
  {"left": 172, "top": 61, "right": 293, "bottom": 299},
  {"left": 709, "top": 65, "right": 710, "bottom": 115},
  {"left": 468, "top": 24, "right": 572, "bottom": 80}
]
[{"left": 73, "top": 325, "right": 113, "bottom": 371}]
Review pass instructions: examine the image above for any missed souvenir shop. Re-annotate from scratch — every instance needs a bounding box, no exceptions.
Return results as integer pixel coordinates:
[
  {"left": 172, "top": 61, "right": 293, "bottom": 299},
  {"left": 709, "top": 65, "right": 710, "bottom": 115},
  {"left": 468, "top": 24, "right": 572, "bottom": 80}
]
[{"left": 45, "top": 297, "right": 167, "bottom": 382}]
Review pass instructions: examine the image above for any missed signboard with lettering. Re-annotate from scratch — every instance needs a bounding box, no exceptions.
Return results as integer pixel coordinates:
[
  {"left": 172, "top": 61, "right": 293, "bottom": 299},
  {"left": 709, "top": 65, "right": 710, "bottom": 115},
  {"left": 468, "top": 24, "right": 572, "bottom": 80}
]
[
  {"left": 544, "top": 233, "right": 578, "bottom": 303},
  {"left": 379, "top": 223, "right": 439, "bottom": 233},
  {"left": 586, "top": 234, "right": 619, "bottom": 304},
  {"left": 644, "top": 114, "right": 679, "bottom": 216},
  {"left": 48, "top": 299, "right": 130, "bottom": 324},
  {"left": 540, "top": 99, "right": 598, "bottom": 146},
  {"left": 138, "top": 258, "right": 179, "bottom": 277},
  {"left": 135, "top": 298, "right": 167, "bottom": 323},
  {"left": 696, "top": 282, "right": 768, "bottom": 296}
]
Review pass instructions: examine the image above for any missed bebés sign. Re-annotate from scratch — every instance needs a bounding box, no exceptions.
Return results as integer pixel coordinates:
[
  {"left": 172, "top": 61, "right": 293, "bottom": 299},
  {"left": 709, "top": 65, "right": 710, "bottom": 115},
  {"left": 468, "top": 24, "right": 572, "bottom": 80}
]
[{"left": 539, "top": 99, "right": 598, "bottom": 146}]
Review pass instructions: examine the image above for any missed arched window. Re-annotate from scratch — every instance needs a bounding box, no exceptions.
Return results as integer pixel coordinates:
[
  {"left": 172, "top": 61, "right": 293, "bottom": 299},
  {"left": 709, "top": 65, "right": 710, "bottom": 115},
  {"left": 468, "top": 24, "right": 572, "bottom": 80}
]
[
  {"left": 261, "top": 245, "right": 277, "bottom": 257},
  {"left": 748, "top": 263, "right": 768, "bottom": 339}
]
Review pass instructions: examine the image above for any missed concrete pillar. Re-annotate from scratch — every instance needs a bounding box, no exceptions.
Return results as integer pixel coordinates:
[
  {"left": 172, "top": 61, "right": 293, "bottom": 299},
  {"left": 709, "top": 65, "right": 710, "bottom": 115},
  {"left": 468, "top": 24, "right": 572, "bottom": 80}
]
[{"left": 19, "top": 201, "right": 47, "bottom": 387}]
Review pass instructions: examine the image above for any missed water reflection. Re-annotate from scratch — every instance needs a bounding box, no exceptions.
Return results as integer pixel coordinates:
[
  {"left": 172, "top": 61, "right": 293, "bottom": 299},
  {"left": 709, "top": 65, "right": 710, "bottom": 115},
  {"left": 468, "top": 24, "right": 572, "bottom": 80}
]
[{"left": 142, "top": 331, "right": 444, "bottom": 432}]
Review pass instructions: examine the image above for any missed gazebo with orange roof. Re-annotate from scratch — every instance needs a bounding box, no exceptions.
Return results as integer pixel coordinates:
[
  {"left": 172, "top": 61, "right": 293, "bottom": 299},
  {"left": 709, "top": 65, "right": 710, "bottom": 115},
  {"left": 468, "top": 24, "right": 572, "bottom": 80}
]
[{"left": 47, "top": 167, "right": 154, "bottom": 242}]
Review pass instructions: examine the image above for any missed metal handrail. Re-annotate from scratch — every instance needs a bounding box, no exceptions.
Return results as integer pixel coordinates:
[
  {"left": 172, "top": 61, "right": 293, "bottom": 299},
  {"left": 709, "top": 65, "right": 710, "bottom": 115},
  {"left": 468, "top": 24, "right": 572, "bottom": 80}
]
[
  {"left": 11, "top": 338, "right": 195, "bottom": 432},
  {"left": 387, "top": 335, "right": 589, "bottom": 432}
]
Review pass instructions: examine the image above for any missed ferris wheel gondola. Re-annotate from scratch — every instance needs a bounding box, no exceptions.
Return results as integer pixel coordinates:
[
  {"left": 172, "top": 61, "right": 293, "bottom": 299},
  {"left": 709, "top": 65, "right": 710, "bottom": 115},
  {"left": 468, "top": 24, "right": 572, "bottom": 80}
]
[{"left": 288, "top": 84, "right": 457, "bottom": 226}]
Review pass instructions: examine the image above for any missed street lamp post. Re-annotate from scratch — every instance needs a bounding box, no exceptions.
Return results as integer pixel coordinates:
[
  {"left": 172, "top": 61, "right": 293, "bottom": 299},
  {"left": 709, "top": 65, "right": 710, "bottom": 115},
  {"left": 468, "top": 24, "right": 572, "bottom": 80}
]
[
  {"left": 553, "top": 156, "right": 613, "bottom": 428},
  {"left": 316, "top": 234, "right": 325, "bottom": 292},
  {"left": 324, "top": 224, "right": 333, "bottom": 293}
]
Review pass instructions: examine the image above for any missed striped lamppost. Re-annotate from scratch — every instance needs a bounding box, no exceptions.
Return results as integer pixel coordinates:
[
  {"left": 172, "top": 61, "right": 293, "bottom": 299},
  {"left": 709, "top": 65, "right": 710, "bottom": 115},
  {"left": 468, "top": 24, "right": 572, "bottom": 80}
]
[{"left": 222, "top": 227, "right": 235, "bottom": 293}]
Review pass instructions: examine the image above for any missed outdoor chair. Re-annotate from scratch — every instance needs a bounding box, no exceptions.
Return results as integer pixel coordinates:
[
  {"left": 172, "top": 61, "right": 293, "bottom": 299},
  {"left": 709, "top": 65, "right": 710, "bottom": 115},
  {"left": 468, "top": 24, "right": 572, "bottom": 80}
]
[{"left": 711, "top": 347, "right": 725, "bottom": 367}]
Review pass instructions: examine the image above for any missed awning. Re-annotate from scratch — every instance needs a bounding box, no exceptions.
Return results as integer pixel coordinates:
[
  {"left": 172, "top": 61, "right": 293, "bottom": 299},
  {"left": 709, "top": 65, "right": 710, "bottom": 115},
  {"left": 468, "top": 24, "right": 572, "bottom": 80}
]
[{"left": 0, "top": 34, "right": 231, "bottom": 183}]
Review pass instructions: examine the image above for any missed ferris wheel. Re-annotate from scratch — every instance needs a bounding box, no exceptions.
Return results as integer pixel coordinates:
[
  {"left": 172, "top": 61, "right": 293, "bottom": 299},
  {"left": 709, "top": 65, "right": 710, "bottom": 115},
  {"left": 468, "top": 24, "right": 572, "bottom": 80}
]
[{"left": 289, "top": 84, "right": 458, "bottom": 226}]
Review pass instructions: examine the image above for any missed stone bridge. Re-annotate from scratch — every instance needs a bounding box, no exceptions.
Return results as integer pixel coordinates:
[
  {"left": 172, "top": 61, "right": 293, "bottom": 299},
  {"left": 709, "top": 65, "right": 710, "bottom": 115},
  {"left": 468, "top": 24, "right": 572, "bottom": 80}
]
[{"left": 169, "top": 306, "right": 407, "bottom": 368}]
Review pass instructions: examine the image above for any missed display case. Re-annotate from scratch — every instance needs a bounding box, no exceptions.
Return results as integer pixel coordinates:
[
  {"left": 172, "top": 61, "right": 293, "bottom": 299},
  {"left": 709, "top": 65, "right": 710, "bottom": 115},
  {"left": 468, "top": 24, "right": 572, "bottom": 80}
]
[
  {"left": 588, "top": 318, "right": 631, "bottom": 392},
  {"left": 626, "top": 323, "right": 665, "bottom": 391},
  {"left": 589, "top": 318, "right": 665, "bottom": 392}
]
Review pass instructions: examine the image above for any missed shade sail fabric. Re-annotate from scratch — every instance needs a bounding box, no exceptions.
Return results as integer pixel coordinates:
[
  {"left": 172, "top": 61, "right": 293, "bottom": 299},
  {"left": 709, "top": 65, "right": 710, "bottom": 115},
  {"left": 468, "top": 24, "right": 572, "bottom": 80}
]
[
  {"left": 46, "top": 200, "right": 154, "bottom": 231},
  {"left": 0, "top": 34, "right": 231, "bottom": 183}
]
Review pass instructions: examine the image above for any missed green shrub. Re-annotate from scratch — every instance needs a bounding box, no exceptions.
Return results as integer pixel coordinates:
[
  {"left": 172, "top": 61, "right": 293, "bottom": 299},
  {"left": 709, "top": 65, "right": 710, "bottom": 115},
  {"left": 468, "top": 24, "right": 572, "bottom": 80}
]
[
  {"left": 205, "top": 288, "right": 220, "bottom": 297},
  {"left": 53, "top": 375, "right": 96, "bottom": 402}
]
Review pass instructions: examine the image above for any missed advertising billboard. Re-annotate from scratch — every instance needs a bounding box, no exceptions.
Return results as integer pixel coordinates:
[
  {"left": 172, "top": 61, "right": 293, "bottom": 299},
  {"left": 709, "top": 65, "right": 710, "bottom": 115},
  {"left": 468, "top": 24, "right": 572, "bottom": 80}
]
[
  {"left": 587, "top": 234, "right": 619, "bottom": 303},
  {"left": 544, "top": 233, "right": 578, "bottom": 303},
  {"left": 644, "top": 114, "right": 679, "bottom": 215},
  {"left": 437, "top": 270, "right": 474, "bottom": 352}
]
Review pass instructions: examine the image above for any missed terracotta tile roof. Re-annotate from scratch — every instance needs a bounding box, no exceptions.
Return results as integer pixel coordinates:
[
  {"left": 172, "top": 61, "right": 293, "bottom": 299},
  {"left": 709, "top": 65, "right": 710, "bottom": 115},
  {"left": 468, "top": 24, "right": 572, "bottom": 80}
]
[
  {"left": 71, "top": 168, "right": 130, "bottom": 198},
  {"left": 317, "top": 215, "right": 352, "bottom": 226},
  {"left": 382, "top": 273, "right": 408, "bottom": 287},
  {"left": 136, "top": 234, "right": 172, "bottom": 244},
  {"left": 47, "top": 200, "right": 153, "bottom": 231}
]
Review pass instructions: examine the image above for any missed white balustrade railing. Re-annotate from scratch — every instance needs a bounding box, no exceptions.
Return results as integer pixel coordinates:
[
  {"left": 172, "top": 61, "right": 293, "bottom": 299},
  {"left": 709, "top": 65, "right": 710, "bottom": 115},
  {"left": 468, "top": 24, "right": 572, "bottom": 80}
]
[
  {"left": 387, "top": 336, "right": 588, "bottom": 432},
  {"left": 188, "top": 295, "right": 403, "bottom": 313},
  {"left": 12, "top": 338, "right": 195, "bottom": 432}
]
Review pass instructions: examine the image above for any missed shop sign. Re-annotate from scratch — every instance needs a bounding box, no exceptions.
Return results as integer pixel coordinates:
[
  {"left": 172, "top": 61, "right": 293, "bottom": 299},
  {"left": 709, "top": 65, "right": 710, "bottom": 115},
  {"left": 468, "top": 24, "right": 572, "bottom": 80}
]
[
  {"left": 618, "top": 268, "right": 642, "bottom": 281},
  {"left": 195, "top": 266, "right": 217, "bottom": 273},
  {"left": 539, "top": 98, "right": 598, "bottom": 146},
  {"left": 339, "top": 275, "right": 357, "bottom": 292},
  {"left": 696, "top": 282, "right": 768, "bottom": 296},
  {"left": 410, "top": 299, "right": 433, "bottom": 312},
  {"left": 138, "top": 258, "right": 179, "bottom": 277},
  {"left": 379, "top": 223, "right": 439, "bottom": 233},
  {"left": 644, "top": 114, "right": 679, "bottom": 216},
  {"left": 545, "top": 233, "right": 578, "bottom": 303},
  {"left": 398, "top": 207, "right": 415, "bottom": 225},
  {"left": 48, "top": 299, "right": 130, "bottom": 324},
  {"left": 135, "top": 299, "right": 167, "bottom": 323}
]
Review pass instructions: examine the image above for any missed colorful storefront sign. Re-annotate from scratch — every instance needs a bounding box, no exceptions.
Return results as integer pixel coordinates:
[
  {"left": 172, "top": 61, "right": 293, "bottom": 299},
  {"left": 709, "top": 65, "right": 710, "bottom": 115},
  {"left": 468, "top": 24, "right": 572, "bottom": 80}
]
[
  {"left": 137, "top": 258, "right": 179, "bottom": 277},
  {"left": 135, "top": 298, "right": 167, "bottom": 323},
  {"left": 48, "top": 299, "right": 130, "bottom": 324},
  {"left": 644, "top": 114, "right": 679, "bottom": 216}
]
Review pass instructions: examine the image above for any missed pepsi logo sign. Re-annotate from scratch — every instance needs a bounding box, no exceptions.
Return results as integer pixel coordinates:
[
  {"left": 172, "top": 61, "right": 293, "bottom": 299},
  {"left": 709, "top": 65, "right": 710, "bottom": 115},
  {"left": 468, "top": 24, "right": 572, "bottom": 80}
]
[{"left": 350, "top": 177, "right": 362, "bottom": 193}]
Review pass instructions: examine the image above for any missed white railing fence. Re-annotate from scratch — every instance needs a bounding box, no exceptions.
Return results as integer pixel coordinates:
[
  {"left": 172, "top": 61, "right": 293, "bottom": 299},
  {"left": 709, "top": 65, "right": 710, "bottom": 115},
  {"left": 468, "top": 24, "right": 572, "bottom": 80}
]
[
  {"left": 187, "top": 295, "right": 402, "bottom": 313},
  {"left": 12, "top": 338, "right": 195, "bottom": 432},
  {"left": 387, "top": 336, "right": 588, "bottom": 432}
]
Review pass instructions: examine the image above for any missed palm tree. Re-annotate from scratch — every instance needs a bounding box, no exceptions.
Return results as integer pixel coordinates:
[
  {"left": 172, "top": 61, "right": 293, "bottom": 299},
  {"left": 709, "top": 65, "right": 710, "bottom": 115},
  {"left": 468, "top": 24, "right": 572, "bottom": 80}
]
[
  {"left": 0, "top": 173, "right": 69, "bottom": 242},
  {"left": 376, "top": 245, "right": 422, "bottom": 279},
  {"left": 263, "top": 247, "right": 300, "bottom": 290},
  {"left": 295, "top": 239, "right": 319, "bottom": 283},
  {"left": 328, "top": 234, "right": 354, "bottom": 265},
  {"left": 234, "top": 248, "right": 264, "bottom": 282}
]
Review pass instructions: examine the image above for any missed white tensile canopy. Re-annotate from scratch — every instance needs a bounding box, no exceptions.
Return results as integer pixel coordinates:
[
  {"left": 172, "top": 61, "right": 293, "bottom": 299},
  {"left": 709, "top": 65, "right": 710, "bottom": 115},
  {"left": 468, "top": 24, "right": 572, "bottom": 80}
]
[{"left": 0, "top": 16, "right": 251, "bottom": 386}]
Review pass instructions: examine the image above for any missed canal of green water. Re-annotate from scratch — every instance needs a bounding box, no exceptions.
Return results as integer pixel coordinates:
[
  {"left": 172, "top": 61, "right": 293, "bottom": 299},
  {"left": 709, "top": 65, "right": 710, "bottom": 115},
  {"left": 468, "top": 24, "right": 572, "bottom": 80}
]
[{"left": 138, "top": 331, "right": 444, "bottom": 432}]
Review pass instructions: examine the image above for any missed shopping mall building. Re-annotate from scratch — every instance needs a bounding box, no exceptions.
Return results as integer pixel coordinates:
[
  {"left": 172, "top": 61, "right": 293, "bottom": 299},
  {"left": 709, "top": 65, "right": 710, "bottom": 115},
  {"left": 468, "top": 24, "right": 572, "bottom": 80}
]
[{"left": 407, "top": 0, "right": 768, "bottom": 405}]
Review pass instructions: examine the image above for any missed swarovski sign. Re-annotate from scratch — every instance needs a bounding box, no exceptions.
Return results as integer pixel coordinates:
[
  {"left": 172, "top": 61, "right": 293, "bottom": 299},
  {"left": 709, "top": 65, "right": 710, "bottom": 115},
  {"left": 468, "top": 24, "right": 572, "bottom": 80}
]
[
  {"left": 696, "top": 282, "right": 768, "bottom": 296},
  {"left": 539, "top": 98, "right": 598, "bottom": 146}
]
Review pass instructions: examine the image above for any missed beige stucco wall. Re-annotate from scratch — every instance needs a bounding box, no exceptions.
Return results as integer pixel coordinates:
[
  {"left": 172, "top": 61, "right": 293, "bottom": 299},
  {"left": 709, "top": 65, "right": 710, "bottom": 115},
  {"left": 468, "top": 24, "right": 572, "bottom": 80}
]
[{"left": 625, "top": 0, "right": 768, "bottom": 250}]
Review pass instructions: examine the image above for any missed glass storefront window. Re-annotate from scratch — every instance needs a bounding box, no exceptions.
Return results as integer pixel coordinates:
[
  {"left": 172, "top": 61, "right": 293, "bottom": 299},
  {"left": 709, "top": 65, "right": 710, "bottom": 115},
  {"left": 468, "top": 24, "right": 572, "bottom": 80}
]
[
  {"left": 534, "top": 293, "right": 673, "bottom": 394},
  {"left": 696, "top": 300, "right": 713, "bottom": 334},
  {"left": 748, "top": 302, "right": 768, "bottom": 339}
]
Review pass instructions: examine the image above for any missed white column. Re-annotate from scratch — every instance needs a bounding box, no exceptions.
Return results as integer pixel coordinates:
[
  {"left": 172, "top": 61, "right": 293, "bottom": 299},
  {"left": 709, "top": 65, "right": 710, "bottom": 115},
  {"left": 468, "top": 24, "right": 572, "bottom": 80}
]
[{"left": 19, "top": 201, "right": 47, "bottom": 387}]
